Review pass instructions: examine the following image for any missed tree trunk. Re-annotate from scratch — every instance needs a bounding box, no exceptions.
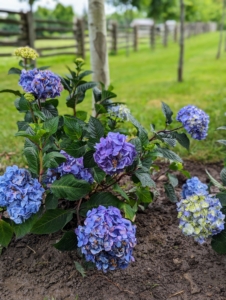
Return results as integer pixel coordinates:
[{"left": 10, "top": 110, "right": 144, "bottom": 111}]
[
  {"left": 178, "top": 0, "right": 185, "bottom": 82},
  {"left": 88, "top": 0, "right": 110, "bottom": 115},
  {"left": 216, "top": 0, "right": 226, "bottom": 59}
]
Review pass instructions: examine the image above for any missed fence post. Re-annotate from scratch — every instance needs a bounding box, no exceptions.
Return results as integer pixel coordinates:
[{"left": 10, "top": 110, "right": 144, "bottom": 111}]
[
  {"left": 150, "top": 23, "right": 155, "bottom": 49},
  {"left": 133, "top": 25, "right": 138, "bottom": 51},
  {"left": 76, "top": 18, "right": 85, "bottom": 59},
  {"left": 26, "top": 11, "right": 35, "bottom": 48},
  {"left": 111, "top": 21, "right": 117, "bottom": 54},
  {"left": 19, "top": 11, "right": 35, "bottom": 48},
  {"left": 163, "top": 22, "right": 168, "bottom": 47}
]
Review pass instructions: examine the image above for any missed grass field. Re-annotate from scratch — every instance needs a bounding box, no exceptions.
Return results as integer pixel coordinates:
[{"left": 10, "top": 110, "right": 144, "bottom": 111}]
[{"left": 1, "top": 31, "right": 226, "bottom": 169}]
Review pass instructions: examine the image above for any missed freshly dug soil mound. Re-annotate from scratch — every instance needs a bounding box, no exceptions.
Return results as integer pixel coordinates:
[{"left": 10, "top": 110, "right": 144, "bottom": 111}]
[{"left": 0, "top": 161, "right": 226, "bottom": 300}]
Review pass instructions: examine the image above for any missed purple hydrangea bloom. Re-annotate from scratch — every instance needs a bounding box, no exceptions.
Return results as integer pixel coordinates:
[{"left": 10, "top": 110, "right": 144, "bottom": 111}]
[
  {"left": 177, "top": 194, "right": 225, "bottom": 244},
  {"left": 75, "top": 205, "right": 137, "bottom": 272},
  {"left": 0, "top": 166, "right": 44, "bottom": 224},
  {"left": 93, "top": 132, "right": 137, "bottom": 175},
  {"left": 19, "top": 69, "right": 63, "bottom": 100},
  {"left": 176, "top": 105, "right": 209, "bottom": 140},
  {"left": 45, "top": 150, "right": 93, "bottom": 186},
  {"left": 182, "top": 177, "right": 208, "bottom": 199}
]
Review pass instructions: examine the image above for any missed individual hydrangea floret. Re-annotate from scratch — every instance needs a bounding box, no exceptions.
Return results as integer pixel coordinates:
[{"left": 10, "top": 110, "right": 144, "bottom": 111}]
[
  {"left": 177, "top": 194, "right": 225, "bottom": 244},
  {"left": 181, "top": 176, "right": 208, "bottom": 199},
  {"left": 0, "top": 166, "right": 44, "bottom": 224},
  {"left": 108, "top": 104, "right": 130, "bottom": 121},
  {"left": 93, "top": 132, "right": 137, "bottom": 175},
  {"left": 19, "top": 69, "right": 63, "bottom": 100},
  {"left": 75, "top": 205, "right": 137, "bottom": 272},
  {"left": 176, "top": 105, "right": 209, "bottom": 140},
  {"left": 45, "top": 150, "right": 93, "bottom": 187},
  {"left": 14, "top": 46, "right": 39, "bottom": 60}
]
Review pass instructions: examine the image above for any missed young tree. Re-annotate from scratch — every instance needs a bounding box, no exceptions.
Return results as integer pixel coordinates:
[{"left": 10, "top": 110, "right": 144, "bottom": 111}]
[
  {"left": 178, "top": 0, "right": 185, "bottom": 82},
  {"left": 216, "top": 0, "right": 226, "bottom": 59}
]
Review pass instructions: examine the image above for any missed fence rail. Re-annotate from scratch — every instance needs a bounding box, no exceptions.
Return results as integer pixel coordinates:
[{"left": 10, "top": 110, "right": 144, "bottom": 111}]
[{"left": 0, "top": 9, "right": 217, "bottom": 58}]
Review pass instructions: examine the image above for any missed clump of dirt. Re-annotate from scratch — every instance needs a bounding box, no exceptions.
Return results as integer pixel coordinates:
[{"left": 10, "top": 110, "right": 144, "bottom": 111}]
[{"left": 0, "top": 161, "right": 226, "bottom": 300}]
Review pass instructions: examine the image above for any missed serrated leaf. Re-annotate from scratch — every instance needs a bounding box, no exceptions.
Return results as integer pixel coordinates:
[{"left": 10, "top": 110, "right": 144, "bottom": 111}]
[
  {"left": 119, "top": 203, "right": 136, "bottom": 221},
  {"left": 141, "top": 157, "right": 153, "bottom": 169},
  {"left": 172, "top": 132, "right": 190, "bottom": 150},
  {"left": 134, "top": 168, "right": 155, "bottom": 188},
  {"left": 211, "top": 229, "right": 226, "bottom": 254},
  {"left": 45, "top": 193, "right": 58, "bottom": 210},
  {"left": 161, "top": 102, "right": 173, "bottom": 124},
  {"left": 220, "top": 168, "right": 226, "bottom": 186},
  {"left": 80, "top": 192, "right": 121, "bottom": 216},
  {"left": 101, "top": 90, "right": 117, "bottom": 102},
  {"left": 18, "top": 96, "right": 30, "bottom": 111},
  {"left": 77, "top": 81, "right": 97, "bottom": 94},
  {"left": 76, "top": 111, "right": 87, "bottom": 121},
  {"left": 167, "top": 173, "right": 178, "bottom": 187},
  {"left": 162, "top": 137, "right": 177, "bottom": 147},
  {"left": 164, "top": 183, "right": 177, "bottom": 203},
  {"left": 92, "top": 166, "right": 105, "bottom": 183},
  {"left": 50, "top": 174, "right": 91, "bottom": 201},
  {"left": 63, "top": 116, "right": 83, "bottom": 140},
  {"left": 93, "top": 86, "right": 102, "bottom": 102},
  {"left": 78, "top": 70, "right": 93, "bottom": 80},
  {"left": 113, "top": 183, "right": 129, "bottom": 201},
  {"left": 129, "top": 137, "right": 142, "bottom": 153},
  {"left": 206, "top": 170, "right": 225, "bottom": 189},
  {"left": 0, "top": 219, "right": 14, "bottom": 247},
  {"left": 74, "top": 261, "right": 86, "bottom": 277},
  {"left": 31, "top": 209, "right": 74, "bottom": 234},
  {"left": 83, "top": 150, "right": 96, "bottom": 168},
  {"left": 17, "top": 121, "right": 29, "bottom": 131},
  {"left": 43, "top": 116, "right": 59, "bottom": 135},
  {"left": 216, "top": 193, "right": 226, "bottom": 206},
  {"left": 53, "top": 231, "right": 77, "bottom": 251},
  {"left": 136, "top": 187, "right": 153, "bottom": 203},
  {"left": 12, "top": 211, "right": 42, "bottom": 238},
  {"left": 63, "top": 141, "right": 86, "bottom": 158},
  {"left": 24, "top": 147, "right": 39, "bottom": 175},
  {"left": 88, "top": 116, "right": 104, "bottom": 140},
  {"left": 43, "top": 152, "right": 66, "bottom": 169},
  {"left": 155, "top": 147, "right": 183, "bottom": 163}
]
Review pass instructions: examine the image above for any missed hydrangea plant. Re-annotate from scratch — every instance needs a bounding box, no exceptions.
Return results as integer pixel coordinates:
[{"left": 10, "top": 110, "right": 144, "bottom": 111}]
[{"left": 0, "top": 46, "right": 222, "bottom": 271}]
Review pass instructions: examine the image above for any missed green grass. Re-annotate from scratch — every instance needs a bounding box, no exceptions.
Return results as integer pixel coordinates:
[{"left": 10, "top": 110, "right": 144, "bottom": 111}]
[{"left": 1, "top": 32, "right": 226, "bottom": 169}]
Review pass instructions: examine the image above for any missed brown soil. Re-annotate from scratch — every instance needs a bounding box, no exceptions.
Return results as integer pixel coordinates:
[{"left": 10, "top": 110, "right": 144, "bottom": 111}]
[{"left": 1, "top": 161, "right": 226, "bottom": 300}]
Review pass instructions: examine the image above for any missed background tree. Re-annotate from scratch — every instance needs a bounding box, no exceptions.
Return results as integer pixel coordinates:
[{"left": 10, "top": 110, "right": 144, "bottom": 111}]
[{"left": 178, "top": 0, "right": 185, "bottom": 82}]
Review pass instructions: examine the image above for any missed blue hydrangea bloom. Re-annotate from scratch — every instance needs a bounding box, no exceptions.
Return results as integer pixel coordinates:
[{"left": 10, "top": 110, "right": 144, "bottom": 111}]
[
  {"left": 177, "top": 194, "right": 225, "bottom": 244},
  {"left": 182, "top": 177, "right": 208, "bottom": 199},
  {"left": 93, "top": 132, "right": 137, "bottom": 175},
  {"left": 45, "top": 150, "right": 93, "bottom": 187},
  {"left": 176, "top": 105, "right": 209, "bottom": 140},
  {"left": 75, "top": 205, "right": 137, "bottom": 272},
  {"left": 108, "top": 105, "right": 130, "bottom": 121},
  {"left": 19, "top": 69, "right": 63, "bottom": 100},
  {"left": 0, "top": 166, "right": 44, "bottom": 224}
]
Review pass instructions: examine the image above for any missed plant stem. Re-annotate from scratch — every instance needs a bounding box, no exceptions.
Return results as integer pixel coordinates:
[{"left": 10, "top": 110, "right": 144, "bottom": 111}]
[
  {"left": 29, "top": 103, "right": 36, "bottom": 123},
  {"left": 149, "top": 126, "right": 183, "bottom": 142},
  {"left": 76, "top": 198, "right": 83, "bottom": 225},
  {"left": 38, "top": 147, "right": 43, "bottom": 183}
]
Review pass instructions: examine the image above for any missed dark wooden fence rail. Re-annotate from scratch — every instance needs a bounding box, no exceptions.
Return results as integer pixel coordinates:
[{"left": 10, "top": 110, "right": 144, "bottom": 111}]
[{"left": 0, "top": 9, "right": 217, "bottom": 58}]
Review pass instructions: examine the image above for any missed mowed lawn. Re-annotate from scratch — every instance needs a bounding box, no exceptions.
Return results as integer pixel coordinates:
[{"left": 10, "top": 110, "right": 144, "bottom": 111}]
[{"left": 1, "top": 31, "right": 226, "bottom": 169}]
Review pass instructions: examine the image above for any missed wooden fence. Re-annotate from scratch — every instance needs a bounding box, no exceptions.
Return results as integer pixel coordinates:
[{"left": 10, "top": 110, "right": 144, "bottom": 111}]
[{"left": 0, "top": 9, "right": 217, "bottom": 58}]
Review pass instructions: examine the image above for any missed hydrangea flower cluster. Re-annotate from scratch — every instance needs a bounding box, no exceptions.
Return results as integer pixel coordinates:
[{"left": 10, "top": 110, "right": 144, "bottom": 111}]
[
  {"left": 93, "top": 132, "right": 137, "bottom": 175},
  {"left": 0, "top": 166, "right": 44, "bottom": 224},
  {"left": 45, "top": 150, "right": 93, "bottom": 186},
  {"left": 75, "top": 205, "right": 137, "bottom": 272},
  {"left": 181, "top": 176, "right": 208, "bottom": 199},
  {"left": 108, "top": 104, "right": 130, "bottom": 121},
  {"left": 14, "top": 46, "right": 39, "bottom": 60},
  {"left": 177, "top": 194, "right": 225, "bottom": 244},
  {"left": 176, "top": 105, "right": 209, "bottom": 140},
  {"left": 19, "top": 69, "right": 63, "bottom": 100}
]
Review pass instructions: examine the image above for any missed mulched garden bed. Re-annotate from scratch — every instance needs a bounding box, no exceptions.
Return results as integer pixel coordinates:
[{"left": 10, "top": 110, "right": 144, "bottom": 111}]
[{"left": 1, "top": 160, "right": 226, "bottom": 300}]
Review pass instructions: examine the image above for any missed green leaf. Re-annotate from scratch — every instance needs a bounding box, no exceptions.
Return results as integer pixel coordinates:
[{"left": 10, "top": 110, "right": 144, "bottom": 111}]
[
  {"left": 113, "top": 183, "right": 129, "bottom": 201},
  {"left": 76, "top": 111, "right": 87, "bottom": 121},
  {"left": 88, "top": 116, "right": 104, "bottom": 140},
  {"left": 53, "top": 231, "right": 77, "bottom": 251},
  {"left": 24, "top": 147, "right": 39, "bottom": 175},
  {"left": 45, "top": 193, "right": 58, "bottom": 210},
  {"left": 95, "top": 103, "right": 107, "bottom": 115},
  {"left": 220, "top": 168, "right": 226, "bottom": 186},
  {"left": 74, "top": 261, "right": 86, "bottom": 278},
  {"left": 169, "top": 162, "right": 183, "bottom": 171},
  {"left": 0, "top": 219, "right": 14, "bottom": 247},
  {"left": 80, "top": 192, "right": 121, "bottom": 216},
  {"left": 43, "top": 116, "right": 59, "bottom": 135},
  {"left": 78, "top": 70, "right": 93, "bottom": 80},
  {"left": 51, "top": 174, "right": 91, "bottom": 201},
  {"left": 63, "top": 141, "right": 86, "bottom": 158},
  {"left": 18, "top": 96, "right": 30, "bottom": 111},
  {"left": 43, "top": 152, "right": 66, "bottom": 169},
  {"left": 155, "top": 147, "right": 183, "bottom": 163},
  {"left": 162, "top": 137, "right": 176, "bottom": 147},
  {"left": 77, "top": 81, "right": 97, "bottom": 94},
  {"left": 141, "top": 157, "right": 153, "bottom": 169},
  {"left": 216, "top": 193, "right": 226, "bottom": 206},
  {"left": 92, "top": 166, "right": 105, "bottom": 183},
  {"left": 31, "top": 209, "right": 74, "bottom": 234},
  {"left": 42, "top": 105, "right": 58, "bottom": 119},
  {"left": 129, "top": 137, "right": 142, "bottom": 153},
  {"left": 17, "top": 121, "right": 29, "bottom": 131},
  {"left": 63, "top": 116, "right": 83, "bottom": 140},
  {"left": 211, "top": 229, "right": 226, "bottom": 254},
  {"left": 12, "top": 212, "right": 41, "bottom": 238},
  {"left": 206, "top": 170, "right": 225, "bottom": 189},
  {"left": 161, "top": 102, "right": 173, "bottom": 124},
  {"left": 8, "top": 67, "right": 21, "bottom": 75},
  {"left": 129, "top": 115, "right": 149, "bottom": 146},
  {"left": 172, "top": 132, "right": 190, "bottom": 150},
  {"left": 101, "top": 90, "right": 117, "bottom": 102},
  {"left": 119, "top": 203, "right": 136, "bottom": 221},
  {"left": 83, "top": 150, "right": 96, "bottom": 168},
  {"left": 136, "top": 187, "right": 153, "bottom": 204},
  {"left": 167, "top": 173, "right": 178, "bottom": 187},
  {"left": 164, "top": 183, "right": 177, "bottom": 203},
  {"left": 93, "top": 87, "right": 102, "bottom": 102},
  {"left": 0, "top": 89, "right": 22, "bottom": 96},
  {"left": 134, "top": 168, "right": 155, "bottom": 188}
]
